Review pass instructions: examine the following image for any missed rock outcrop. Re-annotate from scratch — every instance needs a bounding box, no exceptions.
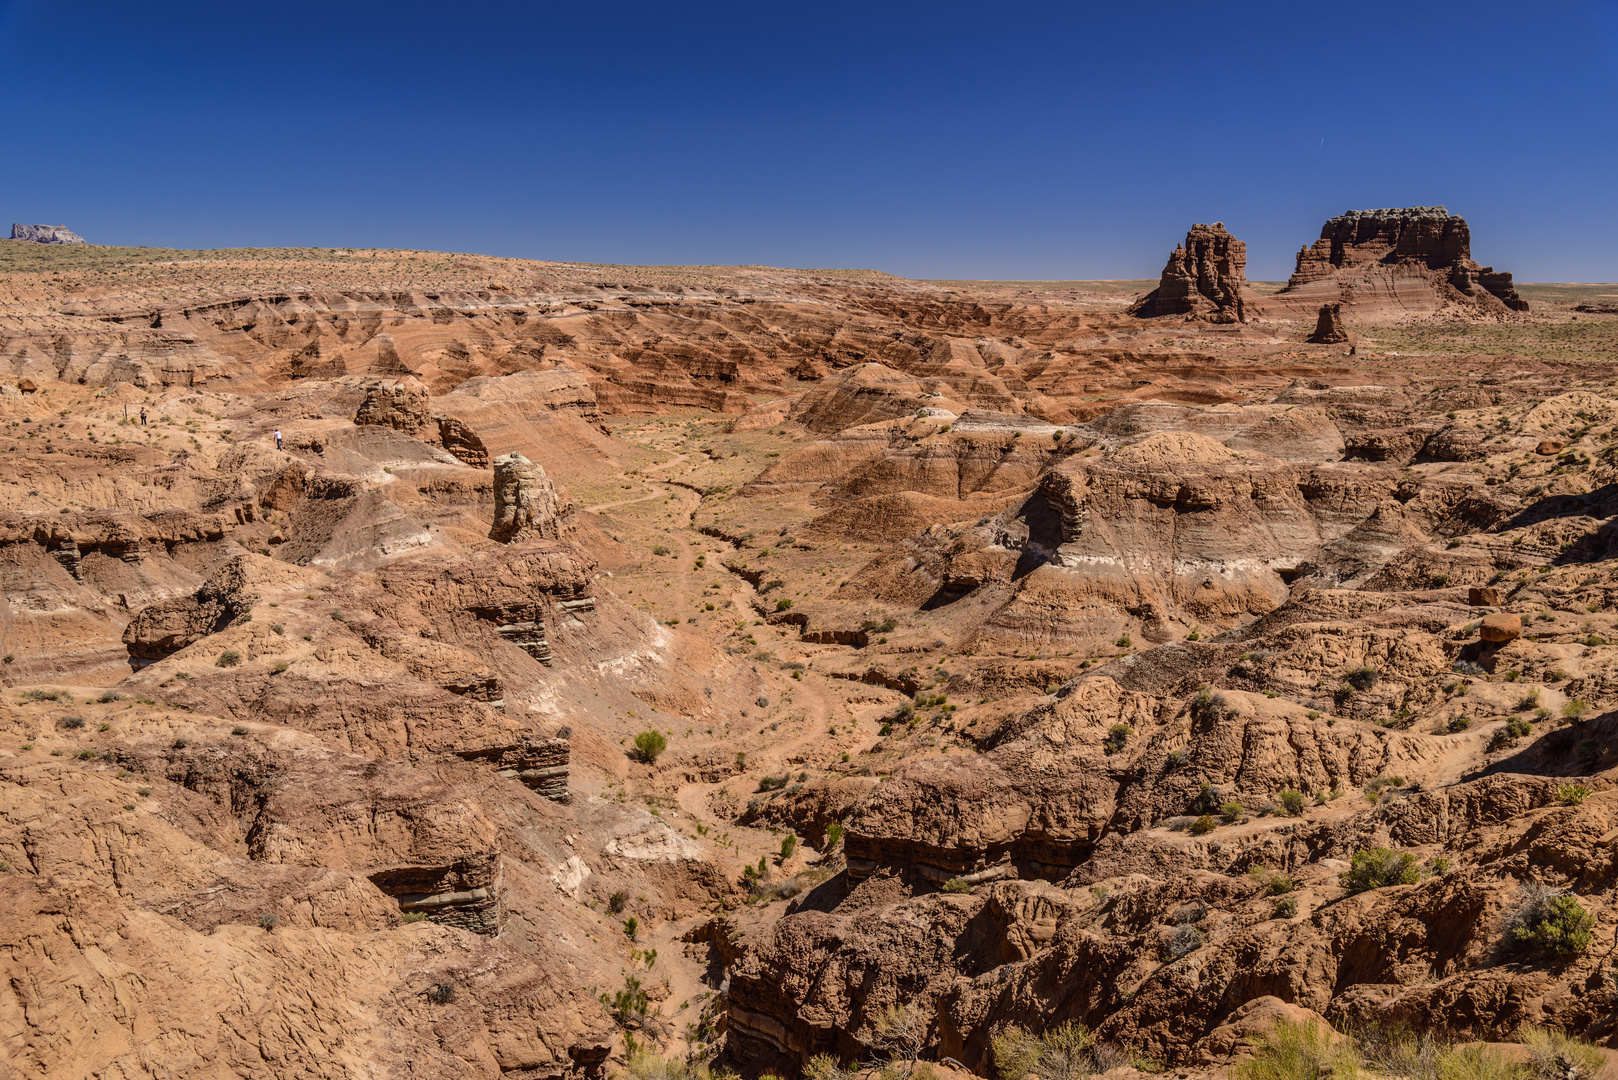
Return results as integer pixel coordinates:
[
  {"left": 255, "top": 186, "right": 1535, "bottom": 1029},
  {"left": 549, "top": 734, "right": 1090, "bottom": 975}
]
[
  {"left": 10, "top": 222, "right": 86, "bottom": 244},
  {"left": 489, "top": 451, "right": 564, "bottom": 542},
  {"left": 1308, "top": 302, "right": 1350, "bottom": 344},
  {"left": 1278, "top": 207, "right": 1528, "bottom": 316},
  {"left": 1130, "top": 223, "right": 1252, "bottom": 323}
]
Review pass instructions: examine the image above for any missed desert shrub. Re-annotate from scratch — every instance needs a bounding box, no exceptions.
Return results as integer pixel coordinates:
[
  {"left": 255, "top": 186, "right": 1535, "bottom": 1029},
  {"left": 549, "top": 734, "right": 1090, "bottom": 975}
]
[
  {"left": 400, "top": 911, "right": 429, "bottom": 923},
  {"left": 1103, "top": 723, "right": 1132, "bottom": 753},
  {"left": 1447, "top": 715, "right": 1472, "bottom": 733},
  {"left": 632, "top": 729, "right": 667, "bottom": 763},
  {"left": 22, "top": 688, "right": 64, "bottom": 702},
  {"left": 1554, "top": 783, "right": 1590, "bottom": 806},
  {"left": 216, "top": 650, "right": 241, "bottom": 668},
  {"left": 1233, "top": 1019, "right": 1359, "bottom": 1080},
  {"left": 1268, "top": 874, "right": 1296, "bottom": 895},
  {"left": 1346, "top": 666, "right": 1380, "bottom": 691},
  {"left": 426, "top": 982, "right": 456, "bottom": 1005},
  {"left": 77, "top": 749, "right": 97, "bottom": 760},
  {"left": 1164, "top": 816, "right": 1196, "bottom": 832},
  {"left": 778, "top": 835, "right": 797, "bottom": 863},
  {"left": 1273, "top": 897, "right": 1298, "bottom": 919},
  {"left": 1277, "top": 788, "right": 1307, "bottom": 816},
  {"left": 1452, "top": 659, "right": 1486, "bottom": 677},
  {"left": 1427, "top": 857, "right": 1452, "bottom": 875},
  {"left": 231, "top": 725, "right": 248, "bottom": 735},
  {"left": 58, "top": 715, "right": 85, "bottom": 730},
  {"left": 1506, "top": 883, "right": 1594, "bottom": 957},
  {"left": 1506, "top": 717, "right": 1533, "bottom": 739},
  {"left": 1220, "top": 801, "right": 1244, "bottom": 823},
  {"left": 993, "top": 1022, "right": 1096, "bottom": 1080},
  {"left": 1189, "top": 814, "right": 1217, "bottom": 836},
  {"left": 1161, "top": 923, "right": 1205, "bottom": 960},
  {"left": 1165, "top": 748, "right": 1190, "bottom": 770},
  {"left": 1364, "top": 775, "right": 1405, "bottom": 797},
  {"left": 1115, "top": 634, "right": 1132, "bottom": 649},
  {"left": 257, "top": 913, "right": 279, "bottom": 931},
  {"left": 941, "top": 877, "right": 973, "bottom": 893},
  {"left": 97, "top": 691, "right": 122, "bottom": 703},
  {"left": 1561, "top": 699, "right": 1588, "bottom": 720},
  {"left": 1518, "top": 1025, "right": 1605, "bottom": 1080},
  {"left": 1517, "top": 688, "right": 1542, "bottom": 710},
  {"left": 623, "top": 916, "right": 639, "bottom": 940},
  {"left": 608, "top": 890, "right": 629, "bottom": 914},
  {"left": 757, "top": 775, "right": 786, "bottom": 792},
  {"left": 1172, "top": 901, "right": 1208, "bottom": 925},
  {"left": 651, "top": 545, "right": 670, "bottom": 556},
  {"left": 823, "top": 821, "right": 844, "bottom": 851},
  {"left": 775, "top": 598, "right": 793, "bottom": 611},
  {"left": 1340, "top": 847, "right": 1421, "bottom": 892}
]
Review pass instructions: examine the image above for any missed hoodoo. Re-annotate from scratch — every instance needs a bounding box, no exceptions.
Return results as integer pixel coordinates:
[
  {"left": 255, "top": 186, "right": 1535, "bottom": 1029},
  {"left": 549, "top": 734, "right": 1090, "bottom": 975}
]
[
  {"left": 1130, "top": 222, "right": 1254, "bottom": 324},
  {"left": 1277, "top": 206, "right": 1527, "bottom": 316}
]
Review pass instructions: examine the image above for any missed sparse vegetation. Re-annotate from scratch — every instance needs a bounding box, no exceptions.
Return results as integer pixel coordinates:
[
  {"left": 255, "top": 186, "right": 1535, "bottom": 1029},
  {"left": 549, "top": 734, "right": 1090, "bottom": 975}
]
[
  {"left": 632, "top": 729, "right": 667, "bottom": 763},
  {"left": 1505, "top": 883, "right": 1594, "bottom": 957},
  {"left": 1233, "top": 1019, "right": 1359, "bottom": 1080},
  {"left": 1340, "top": 847, "right": 1421, "bottom": 892}
]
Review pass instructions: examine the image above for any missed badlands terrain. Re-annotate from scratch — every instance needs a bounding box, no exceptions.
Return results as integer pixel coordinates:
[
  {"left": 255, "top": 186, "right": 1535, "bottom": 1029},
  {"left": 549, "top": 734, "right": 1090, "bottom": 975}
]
[{"left": 4, "top": 210, "right": 1618, "bottom": 1080}]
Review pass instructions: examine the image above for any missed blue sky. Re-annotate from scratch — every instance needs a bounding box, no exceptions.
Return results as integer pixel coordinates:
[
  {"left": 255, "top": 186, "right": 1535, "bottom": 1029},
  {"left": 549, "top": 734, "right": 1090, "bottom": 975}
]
[{"left": 3, "top": 0, "right": 1615, "bottom": 280}]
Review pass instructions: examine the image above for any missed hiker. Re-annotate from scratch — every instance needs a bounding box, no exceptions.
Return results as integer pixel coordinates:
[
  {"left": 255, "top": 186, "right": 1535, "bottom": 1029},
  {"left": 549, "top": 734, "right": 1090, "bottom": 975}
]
[
  {"left": 139, "top": 407, "right": 147, "bottom": 426},
  {"left": 275, "top": 429, "right": 283, "bottom": 451}
]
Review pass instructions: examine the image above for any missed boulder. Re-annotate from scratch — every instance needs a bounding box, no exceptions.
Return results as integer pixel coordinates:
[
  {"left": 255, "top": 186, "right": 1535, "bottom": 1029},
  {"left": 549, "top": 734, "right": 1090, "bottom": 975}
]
[
  {"left": 1468, "top": 586, "right": 1502, "bottom": 607},
  {"left": 1537, "top": 440, "right": 1564, "bottom": 455},
  {"left": 1480, "top": 612, "right": 1522, "bottom": 643}
]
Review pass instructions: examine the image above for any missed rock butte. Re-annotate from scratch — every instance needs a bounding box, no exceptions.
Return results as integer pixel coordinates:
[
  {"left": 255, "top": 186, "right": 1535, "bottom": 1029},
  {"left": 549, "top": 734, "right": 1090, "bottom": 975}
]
[{"left": 0, "top": 234, "right": 1615, "bottom": 1080}]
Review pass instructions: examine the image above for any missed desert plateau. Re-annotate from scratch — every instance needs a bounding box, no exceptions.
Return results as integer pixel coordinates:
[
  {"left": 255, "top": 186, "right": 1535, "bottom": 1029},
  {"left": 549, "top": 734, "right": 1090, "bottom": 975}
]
[{"left": 2, "top": 203, "right": 1618, "bottom": 1080}]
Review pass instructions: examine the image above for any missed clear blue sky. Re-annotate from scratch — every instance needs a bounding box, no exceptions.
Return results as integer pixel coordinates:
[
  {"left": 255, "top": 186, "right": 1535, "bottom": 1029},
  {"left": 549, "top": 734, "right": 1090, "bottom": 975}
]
[{"left": 4, "top": 0, "right": 1615, "bottom": 281}]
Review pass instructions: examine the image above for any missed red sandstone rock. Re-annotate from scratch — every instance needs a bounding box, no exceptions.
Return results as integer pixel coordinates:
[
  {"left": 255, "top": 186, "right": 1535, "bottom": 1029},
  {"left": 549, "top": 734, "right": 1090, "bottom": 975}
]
[
  {"left": 1130, "top": 223, "right": 1254, "bottom": 323},
  {"left": 1278, "top": 206, "right": 1528, "bottom": 317},
  {"left": 1308, "top": 302, "right": 1350, "bottom": 344}
]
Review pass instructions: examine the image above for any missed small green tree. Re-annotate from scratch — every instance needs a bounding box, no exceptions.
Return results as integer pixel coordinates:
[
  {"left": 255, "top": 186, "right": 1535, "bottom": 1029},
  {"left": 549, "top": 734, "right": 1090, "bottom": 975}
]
[
  {"left": 1277, "top": 788, "right": 1307, "bottom": 817},
  {"left": 632, "top": 730, "right": 667, "bottom": 763}
]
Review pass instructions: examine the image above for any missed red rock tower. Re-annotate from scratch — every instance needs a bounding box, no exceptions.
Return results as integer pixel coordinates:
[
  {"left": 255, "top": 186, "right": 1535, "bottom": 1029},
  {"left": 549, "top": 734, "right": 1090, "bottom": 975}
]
[{"left": 1130, "top": 222, "right": 1251, "bottom": 324}]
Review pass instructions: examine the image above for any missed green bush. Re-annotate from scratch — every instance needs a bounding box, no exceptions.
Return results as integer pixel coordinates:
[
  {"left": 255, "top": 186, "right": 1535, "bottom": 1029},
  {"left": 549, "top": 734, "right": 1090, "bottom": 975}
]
[
  {"left": 1189, "top": 814, "right": 1217, "bottom": 836},
  {"left": 1561, "top": 699, "right": 1588, "bottom": 720},
  {"left": 632, "top": 729, "right": 667, "bottom": 763},
  {"left": 1507, "top": 884, "right": 1594, "bottom": 957},
  {"left": 1340, "top": 847, "right": 1421, "bottom": 892},
  {"left": 216, "top": 650, "right": 241, "bottom": 668},
  {"left": 1268, "top": 874, "right": 1296, "bottom": 895},
  {"left": 1273, "top": 897, "right": 1298, "bottom": 919},
  {"left": 1277, "top": 788, "right": 1307, "bottom": 817},
  {"left": 1554, "top": 783, "right": 1590, "bottom": 806},
  {"left": 941, "top": 877, "right": 973, "bottom": 893},
  {"left": 1103, "top": 723, "right": 1132, "bottom": 754},
  {"left": 1220, "top": 801, "right": 1244, "bottom": 823}
]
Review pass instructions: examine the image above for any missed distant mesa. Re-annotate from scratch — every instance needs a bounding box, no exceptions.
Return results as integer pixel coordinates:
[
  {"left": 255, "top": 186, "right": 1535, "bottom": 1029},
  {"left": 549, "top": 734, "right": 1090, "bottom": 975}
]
[
  {"left": 1278, "top": 206, "right": 1527, "bottom": 315},
  {"left": 10, "top": 222, "right": 87, "bottom": 244},
  {"left": 1130, "top": 222, "right": 1255, "bottom": 324}
]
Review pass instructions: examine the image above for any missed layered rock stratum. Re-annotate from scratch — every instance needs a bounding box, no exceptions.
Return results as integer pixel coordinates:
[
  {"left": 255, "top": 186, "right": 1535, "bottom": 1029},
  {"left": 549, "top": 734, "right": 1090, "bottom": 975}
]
[
  {"left": 1, "top": 239, "right": 1617, "bottom": 1080},
  {"left": 1276, "top": 207, "right": 1529, "bottom": 318}
]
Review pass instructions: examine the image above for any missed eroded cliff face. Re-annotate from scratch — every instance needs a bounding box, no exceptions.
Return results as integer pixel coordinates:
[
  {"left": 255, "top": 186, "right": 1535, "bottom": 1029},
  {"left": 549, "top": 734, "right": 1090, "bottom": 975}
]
[{"left": 1278, "top": 207, "right": 1528, "bottom": 317}]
